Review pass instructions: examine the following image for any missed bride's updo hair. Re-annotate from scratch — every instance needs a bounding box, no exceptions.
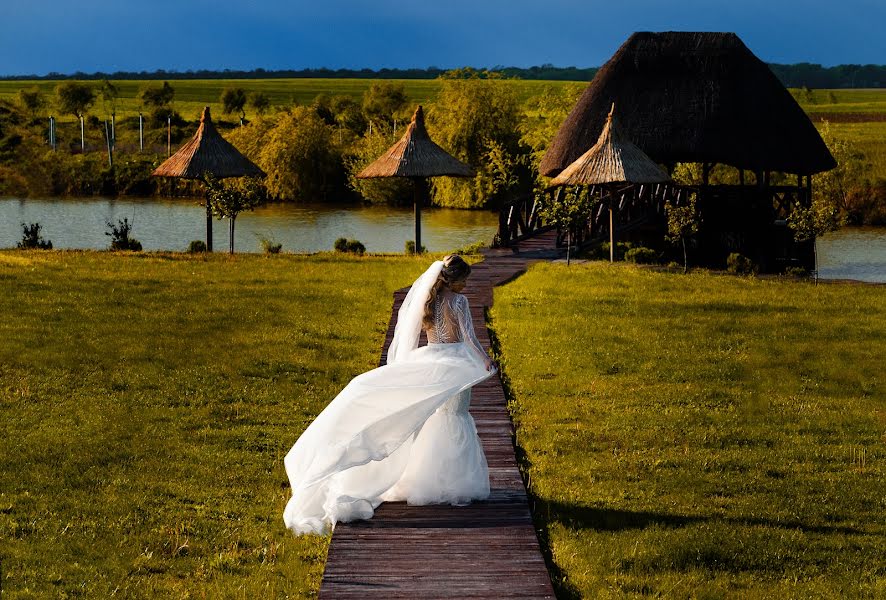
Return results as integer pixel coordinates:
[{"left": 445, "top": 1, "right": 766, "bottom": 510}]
[{"left": 422, "top": 255, "right": 471, "bottom": 328}]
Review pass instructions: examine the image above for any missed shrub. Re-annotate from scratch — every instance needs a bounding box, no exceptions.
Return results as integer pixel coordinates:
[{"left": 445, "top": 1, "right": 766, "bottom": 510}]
[
  {"left": 784, "top": 266, "right": 810, "bottom": 278},
  {"left": 17, "top": 222, "right": 52, "bottom": 249},
  {"left": 404, "top": 240, "right": 426, "bottom": 254},
  {"left": 259, "top": 236, "right": 283, "bottom": 254},
  {"left": 624, "top": 247, "right": 658, "bottom": 264},
  {"left": 106, "top": 218, "right": 142, "bottom": 251},
  {"left": 187, "top": 240, "right": 207, "bottom": 253},
  {"left": 334, "top": 237, "right": 365, "bottom": 255},
  {"left": 450, "top": 239, "right": 487, "bottom": 255},
  {"left": 726, "top": 252, "right": 757, "bottom": 275}
]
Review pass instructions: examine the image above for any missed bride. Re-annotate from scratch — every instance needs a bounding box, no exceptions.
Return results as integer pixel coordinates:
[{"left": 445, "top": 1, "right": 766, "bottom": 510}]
[{"left": 283, "top": 254, "right": 496, "bottom": 535}]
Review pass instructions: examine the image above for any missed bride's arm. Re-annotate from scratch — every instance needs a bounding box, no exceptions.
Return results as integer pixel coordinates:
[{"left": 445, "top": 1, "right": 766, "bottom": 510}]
[{"left": 454, "top": 294, "right": 494, "bottom": 371}]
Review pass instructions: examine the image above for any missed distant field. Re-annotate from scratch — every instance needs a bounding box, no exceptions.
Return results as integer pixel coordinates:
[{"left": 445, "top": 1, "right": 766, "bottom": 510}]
[
  {"left": 1, "top": 80, "right": 884, "bottom": 180},
  {"left": 0, "top": 78, "right": 580, "bottom": 122}
]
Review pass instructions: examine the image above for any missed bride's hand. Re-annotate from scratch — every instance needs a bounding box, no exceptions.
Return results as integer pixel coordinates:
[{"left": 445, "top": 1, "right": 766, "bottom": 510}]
[{"left": 485, "top": 358, "right": 496, "bottom": 372}]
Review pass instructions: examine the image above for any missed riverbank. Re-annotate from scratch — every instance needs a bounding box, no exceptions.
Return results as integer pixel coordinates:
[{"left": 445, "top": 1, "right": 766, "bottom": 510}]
[
  {"left": 0, "top": 251, "right": 432, "bottom": 598},
  {"left": 490, "top": 261, "right": 885, "bottom": 598}
]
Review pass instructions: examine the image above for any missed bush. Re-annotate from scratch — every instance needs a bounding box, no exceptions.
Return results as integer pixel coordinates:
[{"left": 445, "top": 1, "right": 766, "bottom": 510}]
[
  {"left": 784, "top": 266, "right": 810, "bottom": 278},
  {"left": 334, "top": 237, "right": 365, "bottom": 255},
  {"left": 106, "top": 218, "right": 142, "bottom": 251},
  {"left": 727, "top": 252, "right": 757, "bottom": 275},
  {"left": 187, "top": 240, "right": 207, "bottom": 253},
  {"left": 624, "top": 247, "right": 658, "bottom": 264},
  {"left": 259, "top": 236, "right": 283, "bottom": 254},
  {"left": 404, "top": 240, "right": 426, "bottom": 254},
  {"left": 450, "top": 239, "right": 487, "bottom": 255},
  {"left": 17, "top": 222, "right": 52, "bottom": 249}
]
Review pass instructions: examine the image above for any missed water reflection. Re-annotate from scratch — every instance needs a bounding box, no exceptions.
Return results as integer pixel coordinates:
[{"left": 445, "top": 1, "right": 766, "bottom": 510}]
[
  {"left": 0, "top": 197, "right": 498, "bottom": 254},
  {"left": 816, "top": 227, "right": 886, "bottom": 283}
]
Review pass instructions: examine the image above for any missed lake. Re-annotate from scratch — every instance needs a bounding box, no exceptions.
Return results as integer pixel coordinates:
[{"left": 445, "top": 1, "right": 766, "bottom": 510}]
[
  {"left": 1, "top": 197, "right": 884, "bottom": 283},
  {"left": 0, "top": 197, "right": 497, "bottom": 255}
]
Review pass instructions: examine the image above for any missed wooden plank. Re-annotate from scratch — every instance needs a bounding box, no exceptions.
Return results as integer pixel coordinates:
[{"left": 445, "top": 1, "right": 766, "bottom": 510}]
[{"left": 319, "top": 232, "right": 562, "bottom": 599}]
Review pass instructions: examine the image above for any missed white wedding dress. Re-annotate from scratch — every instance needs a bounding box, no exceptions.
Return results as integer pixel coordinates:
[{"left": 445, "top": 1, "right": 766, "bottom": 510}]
[{"left": 283, "top": 261, "right": 495, "bottom": 535}]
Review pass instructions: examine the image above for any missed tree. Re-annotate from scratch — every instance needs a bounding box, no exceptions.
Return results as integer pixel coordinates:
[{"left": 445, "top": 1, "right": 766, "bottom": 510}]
[
  {"left": 257, "top": 107, "right": 343, "bottom": 201},
  {"left": 55, "top": 82, "right": 95, "bottom": 117},
  {"left": 204, "top": 174, "right": 265, "bottom": 254},
  {"left": 248, "top": 91, "right": 271, "bottom": 116},
  {"left": 221, "top": 87, "right": 248, "bottom": 120},
  {"left": 100, "top": 79, "right": 119, "bottom": 118},
  {"left": 538, "top": 186, "right": 597, "bottom": 265},
  {"left": 361, "top": 82, "right": 409, "bottom": 129},
  {"left": 665, "top": 194, "right": 700, "bottom": 273},
  {"left": 429, "top": 71, "right": 531, "bottom": 208},
  {"left": 18, "top": 87, "right": 46, "bottom": 120},
  {"left": 788, "top": 121, "right": 856, "bottom": 276},
  {"left": 346, "top": 129, "right": 413, "bottom": 204},
  {"left": 138, "top": 81, "right": 175, "bottom": 109}
]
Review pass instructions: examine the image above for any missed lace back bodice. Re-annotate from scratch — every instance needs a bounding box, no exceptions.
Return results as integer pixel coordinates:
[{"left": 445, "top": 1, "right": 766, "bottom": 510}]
[{"left": 425, "top": 293, "right": 486, "bottom": 361}]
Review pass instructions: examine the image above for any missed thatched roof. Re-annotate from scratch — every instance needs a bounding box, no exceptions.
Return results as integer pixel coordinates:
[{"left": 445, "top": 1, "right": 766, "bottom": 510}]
[
  {"left": 357, "top": 106, "right": 474, "bottom": 179},
  {"left": 550, "top": 104, "right": 670, "bottom": 187},
  {"left": 540, "top": 32, "right": 836, "bottom": 177},
  {"left": 152, "top": 107, "right": 265, "bottom": 179}
]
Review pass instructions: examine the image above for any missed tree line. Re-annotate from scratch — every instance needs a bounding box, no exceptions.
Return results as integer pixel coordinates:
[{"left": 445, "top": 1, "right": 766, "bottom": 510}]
[{"left": 4, "top": 63, "right": 885, "bottom": 88}]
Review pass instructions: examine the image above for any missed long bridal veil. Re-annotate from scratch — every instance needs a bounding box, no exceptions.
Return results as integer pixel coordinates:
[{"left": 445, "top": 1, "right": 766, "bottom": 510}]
[{"left": 283, "top": 261, "right": 493, "bottom": 534}]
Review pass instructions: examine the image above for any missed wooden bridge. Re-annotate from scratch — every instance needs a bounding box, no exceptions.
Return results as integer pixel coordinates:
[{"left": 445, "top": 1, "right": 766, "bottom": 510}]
[{"left": 319, "top": 229, "right": 561, "bottom": 599}]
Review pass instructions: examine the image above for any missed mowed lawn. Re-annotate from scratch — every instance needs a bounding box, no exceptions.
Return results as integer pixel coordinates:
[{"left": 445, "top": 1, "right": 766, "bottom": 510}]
[
  {"left": 0, "top": 251, "right": 429, "bottom": 598},
  {"left": 490, "top": 262, "right": 885, "bottom": 599}
]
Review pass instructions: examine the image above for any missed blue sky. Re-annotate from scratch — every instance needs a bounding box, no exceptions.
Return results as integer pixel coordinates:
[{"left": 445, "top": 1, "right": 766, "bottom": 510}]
[{"left": 3, "top": 0, "right": 884, "bottom": 76}]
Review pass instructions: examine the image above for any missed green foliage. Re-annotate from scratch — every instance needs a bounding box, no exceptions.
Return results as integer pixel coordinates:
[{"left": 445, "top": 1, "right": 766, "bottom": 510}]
[
  {"left": 55, "top": 82, "right": 95, "bottom": 117},
  {"left": 248, "top": 91, "right": 271, "bottom": 116},
  {"left": 187, "top": 239, "right": 207, "bottom": 253},
  {"left": 18, "top": 87, "right": 45, "bottom": 120},
  {"left": 665, "top": 194, "right": 700, "bottom": 273},
  {"left": 256, "top": 107, "right": 343, "bottom": 201},
  {"left": 790, "top": 121, "right": 857, "bottom": 242},
  {"left": 404, "top": 240, "right": 426, "bottom": 254},
  {"left": 844, "top": 177, "right": 886, "bottom": 225},
  {"left": 105, "top": 218, "right": 142, "bottom": 251},
  {"left": 624, "top": 246, "right": 658, "bottom": 264},
  {"left": 492, "top": 261, "right": 886, "bottom": 599},
  {"left": 17, "top": 222, "right": 52, "bottom": 249},
  {"left": 204, "top": 174, "right": 265, "bottom": 219},
  {"left": 429, "top": 73, "right": 530, "bottom": 208},
  {"left": 538, "top": 186, "right": 596, "bottom": 241},
  {"left": 99, "top": 79, "right": 119, "bottom": 117},
  {"left": 345, "top": 130, "right": 413, "bottom": 204},
  {"left": 361, "top": 82, "right": 409, "bottom": 129},
  {"left": 726, "top": 252, "right": 758, "bottom": 275},
  {"left": 784, "top": 266, "right": 810, "bottom": 278},
  {"left": 520, "top": 83, "right": 583, "bottom": 176},
  {"left": 258, "top": 235, "right": 283, "bottom": 254},
  {"left": 334, "top": 237, "right": 365, "bottom": 255},
  {"left": 221, "top": 87, "right": 248, "bottom": 119},
  {"left": 138, "top": 81, "right": 175, "bottom": 109}
]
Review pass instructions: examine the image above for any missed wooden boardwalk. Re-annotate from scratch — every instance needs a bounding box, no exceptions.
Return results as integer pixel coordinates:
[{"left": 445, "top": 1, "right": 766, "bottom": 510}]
[{"left": 320, "top": 230, "right": 561, "bottom": 599}]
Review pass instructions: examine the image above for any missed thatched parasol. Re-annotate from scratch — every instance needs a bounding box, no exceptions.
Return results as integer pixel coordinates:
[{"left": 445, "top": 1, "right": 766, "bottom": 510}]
[
  {"left": 541, "top": 32, "right": 835, "bottom": 178},
  {"left": 550, "top": 104, "right": 670, "bottom": 262},
  {"left": 152, "top": 106, "right": 265, "bottom": 251},
  {"left": 357, "top": 105, "right": 473, "bottom": 253}
]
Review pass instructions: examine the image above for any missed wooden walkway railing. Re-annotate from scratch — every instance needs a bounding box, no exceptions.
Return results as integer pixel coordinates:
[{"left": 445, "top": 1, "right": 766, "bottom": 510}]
[{"left": 319, "top": 230, "right": 561, "bottom": 599}]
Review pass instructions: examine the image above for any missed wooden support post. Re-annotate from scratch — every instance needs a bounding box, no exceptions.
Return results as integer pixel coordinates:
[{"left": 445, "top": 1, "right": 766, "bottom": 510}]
[
  {"left": 139, "top": 113, "right": 144, "bottom": 151},
  {"left": 104, "top": 120, "right": 113, "bottom": 169},
  {"left": 167, "top": 115, "right": 171, "bottom": 157},
  {"left": 739, "top": 169, "right": 745, "bottom": 186},
  {"left": 412, "top": 177, "right": 423, "bottom": 254},
  {"left": 609, "top": 189, "right": 615, "bottom": 263},
  {"left": 80, "top": 114, "right": 85, "bottom": 152}
]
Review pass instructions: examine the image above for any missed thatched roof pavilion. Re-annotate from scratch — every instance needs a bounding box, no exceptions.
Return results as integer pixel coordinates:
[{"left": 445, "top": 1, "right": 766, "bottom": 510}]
[
  {"left": 358, "top": 105, "right": 472, "bottom": 253},
  {"left": 358, "top": 106, "right": 473, "bottom": 179},
  {"left": 152, "top": 106, "right": 265, "bottom": 179},
  {"left": 540, "top": 32, "right": 836, "bottom": 177},
  {"left": 550, "top": 104, "right": 670, "bottom": 187}
]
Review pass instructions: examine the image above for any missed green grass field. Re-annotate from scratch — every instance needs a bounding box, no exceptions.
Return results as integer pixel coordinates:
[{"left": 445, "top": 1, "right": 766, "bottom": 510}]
[
  {"left": 490, "top": 261, "right": 885, "bottom": 598},
  {"left": 0, "top": 78, "right": 577, "bottom": 124},
  {"left": 0, "top": 251, "right": 431, "bottom": 599}
]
